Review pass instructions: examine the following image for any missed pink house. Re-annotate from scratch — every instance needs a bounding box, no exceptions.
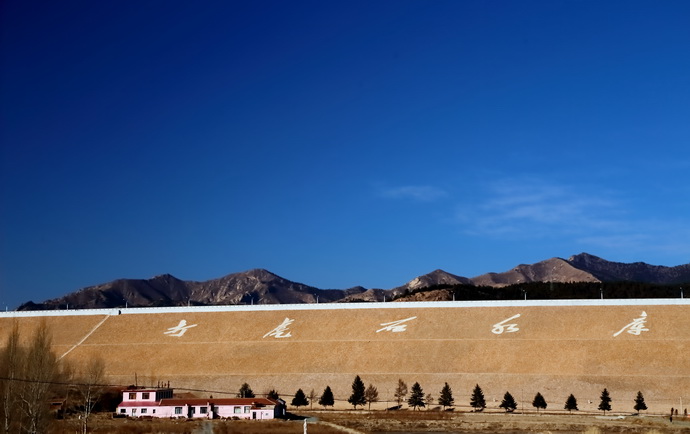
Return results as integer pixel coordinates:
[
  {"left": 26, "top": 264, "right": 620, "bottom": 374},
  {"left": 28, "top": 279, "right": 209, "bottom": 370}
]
[
  {"left": 116, "top": 388, "right": 285, "bottom": 420},
  {"left": 116, "top": 388, "right": 174, "bottom": 417}
]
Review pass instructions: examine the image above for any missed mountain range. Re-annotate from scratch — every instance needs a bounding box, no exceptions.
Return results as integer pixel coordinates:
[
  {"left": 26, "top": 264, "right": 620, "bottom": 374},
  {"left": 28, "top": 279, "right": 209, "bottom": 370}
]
[{"left": 17, "top": 253, "right": 690, "bottom": 310}]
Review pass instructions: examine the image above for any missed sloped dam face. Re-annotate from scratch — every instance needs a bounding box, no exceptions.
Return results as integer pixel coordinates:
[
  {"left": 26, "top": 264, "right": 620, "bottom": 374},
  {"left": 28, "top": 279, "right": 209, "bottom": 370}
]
[{"left": 2, "top": 299, "right": 688, "bottom": 413}]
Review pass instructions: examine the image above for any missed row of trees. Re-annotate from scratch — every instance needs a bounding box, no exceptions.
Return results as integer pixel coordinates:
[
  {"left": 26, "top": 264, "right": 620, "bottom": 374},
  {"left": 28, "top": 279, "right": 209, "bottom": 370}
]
[
  {"left": 395, "top": 280, "right": 688, "bottom": 302},
  {"left": 0, "top": 321, "right": 107, "bottom": 434},
  {"left": 290, "top": 377, "right": 379, "bottom": 410},
  {"left": 250, "top": 377, "right": 651, "bottom": 415}
]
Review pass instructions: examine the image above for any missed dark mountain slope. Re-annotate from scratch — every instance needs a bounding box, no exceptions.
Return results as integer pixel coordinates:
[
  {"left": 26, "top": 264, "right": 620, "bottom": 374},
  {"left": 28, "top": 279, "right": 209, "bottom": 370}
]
[{"left": 567, "top": 252, "right": 690, "bottom": 283}]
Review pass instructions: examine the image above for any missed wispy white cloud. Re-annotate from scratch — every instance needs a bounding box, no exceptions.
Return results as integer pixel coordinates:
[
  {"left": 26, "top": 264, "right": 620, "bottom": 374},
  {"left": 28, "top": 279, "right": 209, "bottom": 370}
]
[
  {"left": 380, "top": 185, "right": 448, "bottom": 202},
  {"left": 457, "top": 177, "right": 622, "bottom": 237},
  {"left": 455, "top": 176, "right": 690, "bottom": 259}
]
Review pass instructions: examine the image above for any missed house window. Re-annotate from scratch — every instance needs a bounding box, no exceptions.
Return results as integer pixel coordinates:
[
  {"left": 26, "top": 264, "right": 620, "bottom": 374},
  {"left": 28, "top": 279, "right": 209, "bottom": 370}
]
[
  {"left": 234, "top": 407, "right": 241, "bottom": 413},
  {"left": 200, "top": 406, "right": 207, "bottom": 414},
  {"left": 120, "top": 409, "right": 126, "bottom": 414},
  {"left": 141, "top": 408, "right": 147, "bottom": 414},
  {"left": 244, "top": 406, "right": 251, "bottom": 413},
  {"left": 132, "top": 409, "right": 137, "bottom": 414},
  {"left": 191, "top": 407, "right": 196, "bottom": 414},
  {"left": 152, "top": 409, "right": 156, "bottom": 414},
  {"left": 175, "top": 407, "right": 182, "bottom": 415},
  {"left": 128, "top": 393, "right": 136, "bottom": 400},
  {"left": 142, "top": 392, "right": 150, "bottom": 399}
]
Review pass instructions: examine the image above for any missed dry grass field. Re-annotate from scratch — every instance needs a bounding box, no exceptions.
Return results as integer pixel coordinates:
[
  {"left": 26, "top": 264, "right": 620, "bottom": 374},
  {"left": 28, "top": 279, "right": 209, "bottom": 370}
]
[
  {"left": 44, "top": 410, "right": 690, "bottom": 433},
  {"left": 309, "top": 409, "right": 690, "bottom": 433},
  {"left": 2, "top": 300, "right": 689, "bottom": 417},
  {"left": 47, "top": 414, "right": 346, "bottom": 434}
]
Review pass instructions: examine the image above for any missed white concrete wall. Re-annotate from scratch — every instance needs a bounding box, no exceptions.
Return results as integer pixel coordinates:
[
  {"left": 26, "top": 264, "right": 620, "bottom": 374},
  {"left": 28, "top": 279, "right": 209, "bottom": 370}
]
[{"left": 2, "top": 298, "right": 689, "bottom": 318}]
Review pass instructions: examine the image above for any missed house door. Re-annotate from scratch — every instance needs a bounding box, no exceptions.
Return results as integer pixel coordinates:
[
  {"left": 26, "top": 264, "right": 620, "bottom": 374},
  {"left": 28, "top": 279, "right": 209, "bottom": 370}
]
[{"left": 252, "top": 412, "right": 257, "bottom": 419}]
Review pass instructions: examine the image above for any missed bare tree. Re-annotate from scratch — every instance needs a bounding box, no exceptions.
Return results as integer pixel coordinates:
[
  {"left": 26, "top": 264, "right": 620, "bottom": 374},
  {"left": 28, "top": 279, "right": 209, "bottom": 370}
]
[
  {"left": 425, "top": 393, "right": 433, "bottom": 408},
  {"left": 393, "top": 379, "right": 408, "bottom": 407},
  {"left": 364, "top": 384, "right": 379, "bottom": 410},
  {"left": 18, "top": 321, "right": 58, "bottom": 434},
  {"left": 75, "top": 357, "right": 105, "bottom": 434},
  {"left": 1, "top": 322, "right": 23, "bottom": 433},
  {"left": 308, "top": 389, "right": 317, "bottom": 410}
]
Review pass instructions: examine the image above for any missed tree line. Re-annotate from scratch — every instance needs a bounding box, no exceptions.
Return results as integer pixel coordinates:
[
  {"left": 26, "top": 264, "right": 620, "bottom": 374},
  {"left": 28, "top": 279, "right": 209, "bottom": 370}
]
[
  {"left": 394, "top": 281, "right": 688, "bottom": 301},
  {"left": 238, "top": 377, "right": 654, "bottom": 416}
]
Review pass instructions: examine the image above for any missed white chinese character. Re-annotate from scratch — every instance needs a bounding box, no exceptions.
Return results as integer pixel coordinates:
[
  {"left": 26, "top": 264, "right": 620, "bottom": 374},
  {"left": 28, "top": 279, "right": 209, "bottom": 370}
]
[
  {"left": 492, "top": 314, "right": 521, "bottom": 334},
  {"left": 263, "top": 318, "right": 294, "bottom": 338},
  {"left": 613, "top": 311, "right": 649, "bottom": 337},
  {"left": 376, "top": 316, "right": 417, "bottom": 333},
  {"left": 164, "top": 320, "right": 198, "bottom": 337}
]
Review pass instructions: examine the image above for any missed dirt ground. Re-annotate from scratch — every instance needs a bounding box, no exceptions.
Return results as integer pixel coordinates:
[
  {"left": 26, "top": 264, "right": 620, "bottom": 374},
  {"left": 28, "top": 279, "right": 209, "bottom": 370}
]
[
  {"left": 307, "top": 410, "right": 690, "bottom": 433},
  {"left": 47, "top": 410, "right": 690, "bottom": 433},
  {"left": 47, "top": 414, "right": 344, "bottom": 434}
]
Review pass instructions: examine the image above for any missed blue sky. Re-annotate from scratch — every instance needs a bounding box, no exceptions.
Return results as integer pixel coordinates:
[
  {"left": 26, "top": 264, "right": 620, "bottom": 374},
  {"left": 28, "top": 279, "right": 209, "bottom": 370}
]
[{"left": 2, "top": 1, "right": 690, "bottom": 309}]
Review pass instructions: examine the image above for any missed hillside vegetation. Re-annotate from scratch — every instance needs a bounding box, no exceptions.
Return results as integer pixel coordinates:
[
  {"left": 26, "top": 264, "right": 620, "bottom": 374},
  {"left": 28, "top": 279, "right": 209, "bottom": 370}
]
[{"left": 393, "top": 281, "right": 687, "bottom": 302}]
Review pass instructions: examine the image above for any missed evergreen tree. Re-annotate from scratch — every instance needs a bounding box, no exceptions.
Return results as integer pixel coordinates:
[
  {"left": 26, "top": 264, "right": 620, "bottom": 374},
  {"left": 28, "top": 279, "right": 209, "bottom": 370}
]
[
  {"left": 407, "top": 382, "right": 426, "bottom": 410},
  {"left": 499, "top": 391, "right": 518, "bottom": 413},
  {"left": 438, "top": 382, "right": 454, "bottom": 409},
  {"left": 532, "top": 392, "right": 547, "bottom": 413},
  {"left": 364, "top": 384, "right": 379, "bottom": 410},
  {"left": 470, "top": 384, "right": 486, "bottom": 412},
  {"left": 267, "top": 389, "right": 280, "bottom": 400},
  {"left": 238, "top": 383, "right": 255, "bottom": 398},
  {"left": 394, "top": 379, "right": 408, "bottom": 407},
  {"left": 319, "top": 386, "right": 335, "bottom": 409},
  {"left": 564, "top": 394, "right": 578, "bottom": 412},
  {"left": 291, "top": 388, "right": 309, "bottom": 408},
  {"left": 598, "top": 388, "right": 612, "bottom": 414},
  {"left": 633, "top": 391, "right": 647, "bottom": 414},
  {"left": 348, "top": 375, "right": 366, "bottom": 409}
]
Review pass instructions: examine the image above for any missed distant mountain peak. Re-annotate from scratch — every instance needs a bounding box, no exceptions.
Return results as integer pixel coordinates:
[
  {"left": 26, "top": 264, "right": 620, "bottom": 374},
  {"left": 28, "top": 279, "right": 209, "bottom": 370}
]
[
  {"left": 246, "top": 268, "right": 275, "bottom": 275},
  {"left": 567, "top": 252, "right": 604, "bottom": 263},
  {"left": 471, "top": 256, "right": 600, "bottom": 287},
  {"left": 150, "top": 273, "right": 180, "bottom": 282},
  {"left": 399, "top": 269, "right": 472, "bottom": 292},
  {"left": 230, "top": 268, "right": 282, "bottom": 281}
]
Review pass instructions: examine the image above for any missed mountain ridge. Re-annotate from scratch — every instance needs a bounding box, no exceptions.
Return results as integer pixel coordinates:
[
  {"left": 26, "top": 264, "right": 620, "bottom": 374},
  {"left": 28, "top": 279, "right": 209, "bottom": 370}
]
[{"left": 17, "top": 253, "right": 690, "bottom": 310}]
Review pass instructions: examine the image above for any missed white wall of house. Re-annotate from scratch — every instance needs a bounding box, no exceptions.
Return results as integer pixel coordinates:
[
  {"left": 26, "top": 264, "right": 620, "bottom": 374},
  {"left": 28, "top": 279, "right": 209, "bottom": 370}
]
[
  {"left": 215, "top": 404, "right": 253, "bottom": 419},
  {"left": 117, "top": 406, "right": 161, "bottom": 417}
]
